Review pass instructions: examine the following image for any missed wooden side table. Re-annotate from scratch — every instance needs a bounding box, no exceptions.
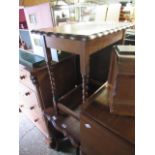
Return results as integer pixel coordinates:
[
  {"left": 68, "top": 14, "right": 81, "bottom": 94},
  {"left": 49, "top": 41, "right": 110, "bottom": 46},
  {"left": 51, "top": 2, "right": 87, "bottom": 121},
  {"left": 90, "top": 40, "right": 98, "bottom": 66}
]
[{"left": 32, "top": 22, "right": 134, "bottom": 104}]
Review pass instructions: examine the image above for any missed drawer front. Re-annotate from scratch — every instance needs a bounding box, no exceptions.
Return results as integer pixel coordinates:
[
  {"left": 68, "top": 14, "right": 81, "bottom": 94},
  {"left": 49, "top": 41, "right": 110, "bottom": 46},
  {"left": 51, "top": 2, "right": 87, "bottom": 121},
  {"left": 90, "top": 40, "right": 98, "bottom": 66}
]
[
  {"left": 20, "top": 104, "right": 49, "bottom": 138},
  {"left": 34, "top": 115, "right": 49, "bottom": 138},
  {"left": 19, "top": 67, "right": 35, "bottom": 90},
  {"left": 19, "top": 84, "right": 39, "bottom": 108},
  {"left": 19, "top": 84, "right": 49, "bottom": 138},
  {"left": 81, "top": 115, "right": 134, "bottom": 155},
  {"left": 19, "top": 84, "right": 41, "bottom": 119},
  {"left": 19, "top": 97, "right": 42, "bottom": 120}
]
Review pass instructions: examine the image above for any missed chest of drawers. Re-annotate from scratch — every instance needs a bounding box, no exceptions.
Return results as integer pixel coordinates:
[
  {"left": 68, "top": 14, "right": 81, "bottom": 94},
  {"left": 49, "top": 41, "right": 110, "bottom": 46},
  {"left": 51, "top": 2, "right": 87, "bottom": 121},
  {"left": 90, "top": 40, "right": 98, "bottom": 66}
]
[{"left": 19, "top": 64, "right": 52, "bottom": 143}]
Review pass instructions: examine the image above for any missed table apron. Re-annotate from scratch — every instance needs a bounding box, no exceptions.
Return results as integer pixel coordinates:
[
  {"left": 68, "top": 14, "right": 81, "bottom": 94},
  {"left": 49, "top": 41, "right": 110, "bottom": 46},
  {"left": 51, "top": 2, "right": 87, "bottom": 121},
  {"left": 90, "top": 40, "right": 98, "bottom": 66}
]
[
  {"left": 87, "top": 30, "right": 124, "bottom": 55},
  {"left": 45, "top": 36, "right": 84, "bottom": 55}
]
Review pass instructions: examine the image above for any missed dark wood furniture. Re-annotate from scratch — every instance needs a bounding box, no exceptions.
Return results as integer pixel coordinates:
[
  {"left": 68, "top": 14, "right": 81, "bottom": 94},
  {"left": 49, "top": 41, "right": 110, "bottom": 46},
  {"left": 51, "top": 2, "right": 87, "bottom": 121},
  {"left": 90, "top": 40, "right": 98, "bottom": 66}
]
[
  {"left": 90, "top": 44, "right": 115, "bottom": 85},
  {"left": 32, "top": 22, "right": 134, "bottom": 104},
  {"left": 31, "top": 22, "right": 134, "bottom": 154},
  {"left": 19, "top": 50, "right": 79, "bottom": 146},
  {"left": 81, "top": 83, "right": 135, "bottom": 155},
  {"left": 42, "top": 47, "right": 82, "bottom": 154},
  {"left": 108, "top": 45, "right": 135, "bottom": 116},
  {"left": 19, "top": 63, "right": 52, "bottom": 144}
]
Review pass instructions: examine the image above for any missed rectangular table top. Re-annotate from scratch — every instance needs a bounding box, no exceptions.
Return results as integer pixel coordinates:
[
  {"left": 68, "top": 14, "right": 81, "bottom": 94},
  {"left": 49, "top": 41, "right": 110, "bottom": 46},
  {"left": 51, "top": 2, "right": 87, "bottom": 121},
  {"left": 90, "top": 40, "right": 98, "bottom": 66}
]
[{"left": 32, "top": 21, "right": 134, "bottom": 41}]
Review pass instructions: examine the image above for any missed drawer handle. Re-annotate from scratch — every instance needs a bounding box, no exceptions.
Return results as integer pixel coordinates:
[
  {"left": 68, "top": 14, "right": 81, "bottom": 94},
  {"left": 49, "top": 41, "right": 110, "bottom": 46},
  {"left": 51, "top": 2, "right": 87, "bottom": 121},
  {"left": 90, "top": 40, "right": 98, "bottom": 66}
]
[
  {"left": 20, "top": 105, "right": 24, "bottom": 108},
  {"left": 30, "top": 106, "right": 35, "bottom": 110},
  {"left": 25, "top": 92, "right": 30, "bottom": 96},
  {"left": 20, "top": 75, "right": 25, "bottom": 80},
  {"left": 34, "top": 118, "right": 39, "bottom": 122},
  {"left": 84, "top": 123, "right": 91, "bottom": 129}
]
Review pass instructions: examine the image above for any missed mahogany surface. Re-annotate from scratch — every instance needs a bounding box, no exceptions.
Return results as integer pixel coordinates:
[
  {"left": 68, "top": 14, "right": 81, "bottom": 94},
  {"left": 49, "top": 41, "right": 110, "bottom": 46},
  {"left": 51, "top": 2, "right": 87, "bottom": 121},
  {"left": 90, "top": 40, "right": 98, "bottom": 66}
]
[
  {"left": 39, "top": 34, "right": 82, "bottom": 153},
  {"left": 34, "top": 22, "right": 133, "bottom": 40},
  {"left": 32, "top": 22, "right": 134, "bottom": 103},
  {"left": 81, "top": 115, "right": 134, "bottom": 155},
  {"left": 81, "top": 84, "right": 135, "bottom": 155},
  {"left": 31, "top": 22, "right": 134, "bottom": 154},
  {"left": 108, "top": 45, "right": 135, "bottom": 116}
]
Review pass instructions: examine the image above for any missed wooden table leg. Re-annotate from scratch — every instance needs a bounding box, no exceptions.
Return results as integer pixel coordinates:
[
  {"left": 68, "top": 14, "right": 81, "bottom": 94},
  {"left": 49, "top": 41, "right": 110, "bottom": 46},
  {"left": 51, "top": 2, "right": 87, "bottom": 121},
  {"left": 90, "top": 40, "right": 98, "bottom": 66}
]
[
  {"left": 40, "top": 35, "right": 57, "bottom": 114},
  {"left": 80, "top": 50, "right": 90, "bottom": 104},
  {"left": 82, "top": 74, "right": 89, "bottom": 104}
]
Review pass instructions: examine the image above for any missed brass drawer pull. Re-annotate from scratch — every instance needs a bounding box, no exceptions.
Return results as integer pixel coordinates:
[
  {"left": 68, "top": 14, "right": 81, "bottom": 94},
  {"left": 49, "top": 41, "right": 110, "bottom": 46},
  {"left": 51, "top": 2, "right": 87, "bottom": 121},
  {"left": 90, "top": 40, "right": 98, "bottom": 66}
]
[
  {"left": 25, "top": 92, "right": 30, "bottom": 96},
  {"left": 20, "top": 75, "right": 25, "bottom": 80},
  {"left": 34, "top": 118, "right": 39, "bottom": 122}
]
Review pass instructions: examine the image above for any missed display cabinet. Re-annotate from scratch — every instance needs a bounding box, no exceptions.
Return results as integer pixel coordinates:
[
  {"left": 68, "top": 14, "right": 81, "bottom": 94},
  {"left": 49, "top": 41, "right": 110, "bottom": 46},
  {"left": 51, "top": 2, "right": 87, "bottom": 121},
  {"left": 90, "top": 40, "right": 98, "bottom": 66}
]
[
  {"left": 19, "top": 7, "right": 33, "bottom": 51},
  {"left": 51, "top": 2, "right": 122, "bottom": 26},
  {"left": 19, "top": 3, "right": 54, "bottom": 56}
]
